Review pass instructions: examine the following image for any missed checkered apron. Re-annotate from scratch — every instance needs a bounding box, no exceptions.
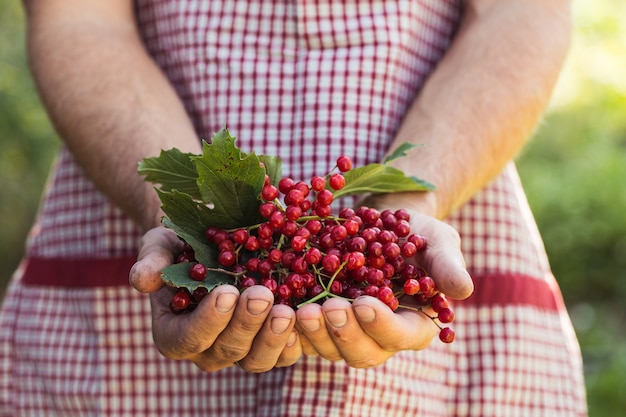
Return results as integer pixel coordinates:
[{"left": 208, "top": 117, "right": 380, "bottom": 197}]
[{"left": 0, "top": 0, "right": 587, "bottom": 416}]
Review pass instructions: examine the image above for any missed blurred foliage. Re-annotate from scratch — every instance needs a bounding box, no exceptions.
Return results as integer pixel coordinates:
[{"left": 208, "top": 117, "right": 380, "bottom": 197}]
[
  {"left": 515, "top": 1, "right": 626, "bottom": 416},
  {"left": 1, "top": 0, "right": 625, "bottom": 416},
  {"left": 0, "top": 2, "right": 60, "bottom": 287}
]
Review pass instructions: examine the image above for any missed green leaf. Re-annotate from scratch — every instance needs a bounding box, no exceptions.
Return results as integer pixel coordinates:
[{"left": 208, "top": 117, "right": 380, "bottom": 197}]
[
  {"left": 258, "top": 154, "right": 283, "bottom": 186},
  {"left": 383, "top": 142, "right": 420, "bottom": 165},
  {"left": 157, "top": 189, "right": 229, "bottom": 267},
  {"left": 138, "top": 148, "right": 201, "bottom": 200},
  {"left": 161, "top": 262, "right": 234, "bottom": 292},
  {"left": 191, "top": 128, "right": 265, "bottom": 228},
  {"left": 333, "top": 164, "right": 435, "bottom": 199}
]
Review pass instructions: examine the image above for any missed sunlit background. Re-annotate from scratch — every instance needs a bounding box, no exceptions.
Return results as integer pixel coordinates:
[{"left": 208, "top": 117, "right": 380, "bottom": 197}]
[{"left": 1, "top": 1, "right": 624, "bottom": 415}]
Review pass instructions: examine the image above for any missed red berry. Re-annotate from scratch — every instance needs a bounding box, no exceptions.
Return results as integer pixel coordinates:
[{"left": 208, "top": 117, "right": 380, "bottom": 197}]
[
  {"left": 232, "top": 228, "right": 249, "bottom": 244},
  {"left": 259, "top": 202, "right": 276, "bottom": 218},
  {"left": 394, "top": 220, "right": 411, "bottom": 238},
  {"left": 430, "top": 293, "right": 449, "bottom": 312},
  {"left": 217, "top": 250, "right": 236, "bottom": 267},
  {"left": 305, "top": 247, "right": 323, "bottom": 265},
  {"left": 401, "top": 241, "right": 417, "bottom": 258},
  {"left": 394, "top": 209, "right": 411, "bottom": 221},
  {"left": 310, "top": 176, "right": 326, "bottom": 192},
  {"left": 285, "top": 205, "right": 303, "bottom": 221},
  {"left": 403, "top": 278, "right": 420, "bottom": 295},
  {"left": 240, "top": 276, "right": 257, "bottom": 289},
  {"left": 268, "top": 248, "right": 283, "bottom": 263},
  {"left": 329, "top": 174, "right": 345, "bottom": 190},
  {"left": 261, "top": 184, "right": 279, "bottom": 201},
  {"left": 377, "top": 286, "right": 395, "bottom": 304},
  {"left": 322, "top": 254, "right": 342, "bottom": 273},
  {"left": 192, "top": 287, "right": 209, "bottom": 302},
  {"left": 263, "top": 278, "right": 278, "bottom": 294},
  {"left": 285, "top": 189, "right": 305, "bottom": 206},
  {"left": 170, "top": 289, "right": 191, "bottom": 313},
  {"left": 439, "top": 327, "right": 455, "bottom": 343},
  {"left": 244, "top": 236, "right": 260, "bottom": 251},
  {"left": 345, "top": 252, "right": 366, "bottom": 271},
  {"left": 278, "top": 177, "right": 294, "bottom": 194},
  {"left": 408, "top": 234, "right": 428, "bottom": 251},
  {"left": 438, "top": 307, "right": 455, "bottom": 324},
  {"left": 329, "top": 280, "right": 344, "bottom": 295},
  {"left": 419, "top": 276, "right": 437, "bottom": 298},
  {"left": 336, "top": 155, "right": 353, "bottom": 172},
  {"left": 277, "top": 284, "right": 292, "bottom": 299},
  {"left": 189, "top": 263, "right": 207, "bottom": 281},
  {"left": 331, "top": 225, "right": 348, "bottom": 242},
  {"left": 316, "top": 189, "right": 334, "bottom": 206},
  {"left": 314, "top": 204, "right": 332, "bottom": 218}
]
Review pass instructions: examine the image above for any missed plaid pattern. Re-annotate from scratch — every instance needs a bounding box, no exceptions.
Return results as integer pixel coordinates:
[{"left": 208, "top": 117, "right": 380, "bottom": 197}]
[{"left": 1, "top": 0, "right": 587, "bottom": 415}]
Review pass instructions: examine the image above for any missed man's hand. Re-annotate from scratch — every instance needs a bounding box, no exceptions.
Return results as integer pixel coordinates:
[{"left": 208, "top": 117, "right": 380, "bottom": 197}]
[
  {"left": 295, "top": 210, "right": 473, "bottom": 367},
  {"left": 129, "top": 227, "right": 302, "bottom": 373}
]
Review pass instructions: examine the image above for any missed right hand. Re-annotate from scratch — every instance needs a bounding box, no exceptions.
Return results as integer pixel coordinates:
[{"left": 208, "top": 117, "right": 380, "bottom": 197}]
[{"left": 129, "top": 227, "right": 302, "bottom": 373}]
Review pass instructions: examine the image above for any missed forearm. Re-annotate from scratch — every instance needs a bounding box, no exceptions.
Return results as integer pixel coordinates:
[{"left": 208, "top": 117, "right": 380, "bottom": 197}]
[
  {"left": 25, "top": 1, "right": 200, "bottom": 231},
  {"left": 380, "top": 0, "right": 571, "bottom": 219}
]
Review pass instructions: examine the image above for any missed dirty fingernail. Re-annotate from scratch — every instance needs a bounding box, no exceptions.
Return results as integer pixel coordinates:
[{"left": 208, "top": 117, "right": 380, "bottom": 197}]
[
  {"left": 299, "top": 319, "right": 320, "bottom": 332},
  {"left": 216, "top": 293, "right": 238, "bottom": 313},
  {"left": 271, "top": 317, "right": 292, "bottom": 334},
  {"left": 286, "top": 331, "right": 297, "bottom": 346},
  {"left": 247, "top": 299, "right": 270, "bottom": 315},
  {"left": 325, "top": 310, "right": 348, "bottom": 328},
  {"left": 353, "top": 305, "right": 376, "bottom": 323}
]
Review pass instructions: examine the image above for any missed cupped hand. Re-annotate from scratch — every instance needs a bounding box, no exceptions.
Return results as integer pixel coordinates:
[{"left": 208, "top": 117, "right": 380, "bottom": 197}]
[
  {"left": 295, "top": 209, "right": 473, "bottom": 367},
  {"left": 129, "top": 226, "right": 302, "bottom": 373}
]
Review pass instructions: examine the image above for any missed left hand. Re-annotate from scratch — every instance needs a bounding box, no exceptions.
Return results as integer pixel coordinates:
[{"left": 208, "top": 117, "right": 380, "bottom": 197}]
[{"left": 295, "top": 210, "right": 473, "bottom": 367}]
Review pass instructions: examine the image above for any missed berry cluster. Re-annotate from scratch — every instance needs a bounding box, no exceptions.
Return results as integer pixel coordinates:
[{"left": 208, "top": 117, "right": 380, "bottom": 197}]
[{"left": 169, "top": 156, "right": 455, "bottom": 343}]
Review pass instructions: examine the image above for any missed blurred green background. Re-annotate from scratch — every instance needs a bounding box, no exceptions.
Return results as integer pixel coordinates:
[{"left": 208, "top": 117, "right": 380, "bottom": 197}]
[{"left": 1, "top": 1, "right": 624, "bottom": 415}]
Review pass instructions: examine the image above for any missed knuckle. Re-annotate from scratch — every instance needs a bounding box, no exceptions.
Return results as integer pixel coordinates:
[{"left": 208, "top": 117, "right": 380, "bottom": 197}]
[{"left": 212, "top": 343, "right": 249, "bottom": 362}]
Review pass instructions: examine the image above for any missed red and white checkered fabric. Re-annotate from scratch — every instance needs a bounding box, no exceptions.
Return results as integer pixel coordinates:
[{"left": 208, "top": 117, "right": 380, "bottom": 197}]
[{"left": 1, "top": 0, "right": 587, "bottom": 415}]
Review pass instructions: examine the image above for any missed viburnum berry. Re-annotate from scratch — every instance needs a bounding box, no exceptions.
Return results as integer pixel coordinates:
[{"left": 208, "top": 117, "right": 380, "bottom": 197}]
[
  {"left": 439, "top": 327, "right": 455, "bottom": 343},
  {"left": 278, "top": 177, "right": 294, "bottom": 194},
  {"left": 165, "top": 151, "right": 459, "bottom": 343},
  {"left": 336, "top": 155, "right": 353, "bottom": 172},
  {"left": 316, "top": 189, "right": 334, "bottom": 206},
  {"left": 261, "top": 184, "right": 279, "bottom": 201},
  {"left": 192, "top": 286, "right": 209, "bottom": 302},
  {"left": 189, "top": 263, "right": 207, "bottom": 281},
  {"left": 403, "top": 278, "right": 420, "bottom": 295},
  {"left": 310, "top": 176, "right": 326, "bottom": 192},
  {"left": 170, "top": 289, "right": 191, "bottom": 313},
  {"left": 437, "top": 307, "right": 455, "bottom": 324},
  {"left": 329, "top": 173, "right": 345, "bottom": 190}
]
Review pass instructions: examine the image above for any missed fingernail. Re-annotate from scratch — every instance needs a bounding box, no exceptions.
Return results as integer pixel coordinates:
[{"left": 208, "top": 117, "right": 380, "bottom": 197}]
[
  {"left": 271, "top": 317, "right": 292, "bottom": 334},
  {"left": 299, "top": 319, "right": 320, "bottom": 332},
  {"left": 325, "top": 310, "right": 348, "bottom": 328},
  {"left": 286, "top": 331, "right": 297, "bottom": 346},
  {"left": 247, "top": 299, "right": 270, "bottom": 315},
  {"left": 353, "top": 305, "right": 376, "bottom": 323},
  {"left": 216, "top": 293, "right": 237, "bottom": 313}
]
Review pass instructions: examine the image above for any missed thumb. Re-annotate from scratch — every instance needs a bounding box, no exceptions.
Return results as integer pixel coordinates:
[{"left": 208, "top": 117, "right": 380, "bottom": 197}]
[
  {"left": 411, "top": 215, "right": 474, "bottom": 300},
  {"left": 129, "top": 227, "right": 183, "bottom": 293}
]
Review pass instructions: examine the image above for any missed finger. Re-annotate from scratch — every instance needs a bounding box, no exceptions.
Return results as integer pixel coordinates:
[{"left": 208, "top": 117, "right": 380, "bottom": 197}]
[
  {"left": 236, "top": 304, "right": 297, "bottom": 372},
  {"left": 411, "top": 215, "right": 474, "bottom": 300},
  {"left": 150, "top": 284, "right": 239, "bottom": 360},
  {"left": 129, "top": 227, "right": 184, "bottom": 293},
  {"left": 297, "top": 332, "right": 320, "bottom": 357},
  {"left": 275, "top": 330, "right": 302, "bottom": 368},
  {"left": 352, "top": 295, "right": 439, "bottom": 352},
  {"left": 320, "top": 298, "right": 394, "bottom": 368},
  {"left": 194, "top": 285, "right": 274, "bottom": 371},
  {"left": 295, "top": 303, "right": 342, "bottom": 361}
]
